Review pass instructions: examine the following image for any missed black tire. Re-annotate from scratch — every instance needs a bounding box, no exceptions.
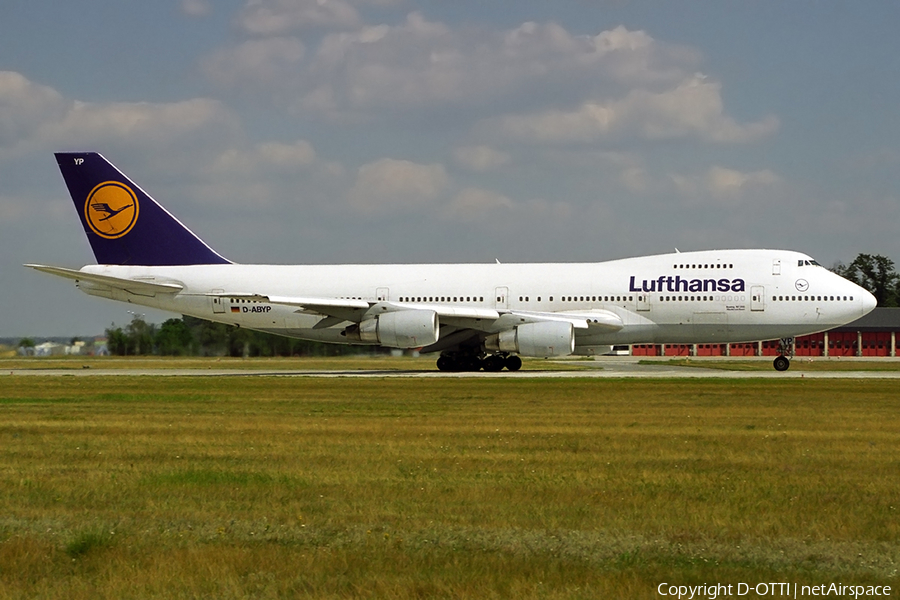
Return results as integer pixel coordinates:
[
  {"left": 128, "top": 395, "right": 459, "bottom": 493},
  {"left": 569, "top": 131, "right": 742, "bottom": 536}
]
[
  {"left": 483, "top": 355, "right": 505, "bottom": 372},
  {"left": 466, "top": 357, "right": 484, "bottom": 372},
  {"left": 436, "top": 355, "right": 453, "bottom": 371},
  {"left": 505, "top": 355, "right": 522, "bottom": 371},
  {"left": 773, "top": 356, "right": 790, "bottom": 372}
]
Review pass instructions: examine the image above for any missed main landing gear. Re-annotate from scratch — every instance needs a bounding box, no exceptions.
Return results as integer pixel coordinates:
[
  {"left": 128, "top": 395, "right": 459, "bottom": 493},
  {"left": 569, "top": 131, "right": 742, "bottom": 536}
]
[
  {"left": 773, "top": 337, "right": 794, "bottom": 372},
  {"left": 436, "top": 351, "right": 522, "bottom": 372}
]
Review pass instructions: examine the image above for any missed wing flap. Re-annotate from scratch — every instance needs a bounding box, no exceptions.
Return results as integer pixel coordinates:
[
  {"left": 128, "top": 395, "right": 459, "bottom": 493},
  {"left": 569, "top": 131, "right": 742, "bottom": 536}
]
[
  {"left": 382, "top": 302, "right": 500, "bottom": 321},
  {"left": 506, "top": 309, "right": 624, "bottom": 331}
]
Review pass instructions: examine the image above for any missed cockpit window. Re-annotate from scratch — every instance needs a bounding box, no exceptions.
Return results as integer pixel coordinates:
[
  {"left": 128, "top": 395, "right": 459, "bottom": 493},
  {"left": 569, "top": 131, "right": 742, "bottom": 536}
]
[{"left": 797, "top": 259, "right": 821, "bottom": 267}]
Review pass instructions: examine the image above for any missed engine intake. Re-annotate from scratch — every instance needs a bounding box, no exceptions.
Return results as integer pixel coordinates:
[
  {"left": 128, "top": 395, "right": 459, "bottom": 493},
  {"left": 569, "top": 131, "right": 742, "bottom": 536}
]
[
  {"left": 485, "top": 321, "right": 575, "bottom": 358},
  {"left": 345, "top": 310, "right": 439, "bottom": 348}
]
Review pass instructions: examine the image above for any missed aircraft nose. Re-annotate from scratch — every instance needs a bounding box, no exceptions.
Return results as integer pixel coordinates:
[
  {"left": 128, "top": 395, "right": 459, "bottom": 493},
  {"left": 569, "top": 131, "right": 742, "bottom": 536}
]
[{"left": 861, "top": 288, "right": 877, "bottom": 315}]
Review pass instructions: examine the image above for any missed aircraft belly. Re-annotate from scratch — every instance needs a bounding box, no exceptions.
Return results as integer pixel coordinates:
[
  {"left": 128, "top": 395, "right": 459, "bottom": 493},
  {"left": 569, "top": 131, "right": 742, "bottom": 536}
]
[
  {"left": 574, "top": 323, "right": 659, "bottom": 346},
  {"left": 257, "top": 327, "right": 356, "bottom": 344},
  {"left": 692, "top": 312, "right": 729, "bottom": 340}
]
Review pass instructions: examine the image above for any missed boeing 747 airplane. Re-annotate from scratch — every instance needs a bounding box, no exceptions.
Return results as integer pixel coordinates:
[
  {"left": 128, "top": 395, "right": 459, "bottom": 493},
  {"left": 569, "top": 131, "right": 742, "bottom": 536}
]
[{"left": 28, "top": 152, "right": 876, "bottom": 371}]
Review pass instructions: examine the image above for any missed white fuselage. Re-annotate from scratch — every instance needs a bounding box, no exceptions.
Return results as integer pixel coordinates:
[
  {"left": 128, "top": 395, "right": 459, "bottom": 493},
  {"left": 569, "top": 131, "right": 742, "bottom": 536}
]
[{"left": 74, "top": 249, "right": 875, "bottom": 354}]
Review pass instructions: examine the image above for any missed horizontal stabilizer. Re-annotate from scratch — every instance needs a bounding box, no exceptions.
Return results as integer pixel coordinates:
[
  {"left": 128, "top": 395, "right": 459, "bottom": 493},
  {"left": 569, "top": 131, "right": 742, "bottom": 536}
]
[{"left": 25, "top": 264, "right": 184, "bottom": 295}]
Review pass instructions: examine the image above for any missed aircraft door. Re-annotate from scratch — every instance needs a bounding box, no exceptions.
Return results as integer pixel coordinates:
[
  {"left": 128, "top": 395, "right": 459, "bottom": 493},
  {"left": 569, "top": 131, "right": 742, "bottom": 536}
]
[
  {"left": 494, "top": 286, "right": 509, "bottom": 310},
  {"left": 211, "top": 289, "right": 225, "bottom": 314},
  {"left": 636, "top": 293, "right": 650, "bottom": 311},
  {"left": 376, "top": 287, "right": 389, "bottom": 302},
  {"left": 751, "top": 285, "right": 765, "bottom": 311}
]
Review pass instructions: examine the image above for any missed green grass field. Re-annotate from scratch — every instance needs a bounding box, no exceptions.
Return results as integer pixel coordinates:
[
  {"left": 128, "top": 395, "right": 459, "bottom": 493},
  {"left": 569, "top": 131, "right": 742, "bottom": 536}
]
[{"left": 1, "top": 375, "right": 898, "bottom": 598}]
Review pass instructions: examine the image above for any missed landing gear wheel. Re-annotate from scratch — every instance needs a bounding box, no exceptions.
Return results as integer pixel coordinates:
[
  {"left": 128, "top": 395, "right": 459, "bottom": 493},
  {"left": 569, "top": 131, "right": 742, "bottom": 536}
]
[
  {"left": 505, "top": 355, "right": 522, "bottom": 371},
  {"left": 773, "top": 355, "right": 790, "bottom": 372},
  {"left": 436, "top": 351, "right": 483, "bottom": 372},
  {"left": 483, "top": 355, "right": 505, "bottom": 372},
  {"left": 463, "top": 356, "right": 483, "bottom": 372}
]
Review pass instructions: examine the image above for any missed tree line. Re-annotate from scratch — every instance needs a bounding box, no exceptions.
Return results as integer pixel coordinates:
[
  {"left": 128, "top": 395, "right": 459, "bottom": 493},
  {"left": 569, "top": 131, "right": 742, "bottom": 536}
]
[
  {"left": 104, "top": 315, "right": 366, "bottom": 357},
  {"left": 830, "top": 253, "right": 899, "bottom": 307}
]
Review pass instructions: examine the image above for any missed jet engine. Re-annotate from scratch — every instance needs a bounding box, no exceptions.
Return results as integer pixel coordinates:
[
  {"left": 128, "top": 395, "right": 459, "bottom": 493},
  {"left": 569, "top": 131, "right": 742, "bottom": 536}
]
[
  {"left": 345, "top": 309, "right": 439, "bottom": 348},
  {"left": 485, "top": 321, "right": 575, "bottom": 357}
]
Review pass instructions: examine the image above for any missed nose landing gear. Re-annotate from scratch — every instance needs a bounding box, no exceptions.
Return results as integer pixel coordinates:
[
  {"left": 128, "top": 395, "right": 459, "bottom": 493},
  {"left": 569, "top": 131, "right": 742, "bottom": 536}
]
[{"left": 773, "top": 337, "right": 794, "bottom": 371}]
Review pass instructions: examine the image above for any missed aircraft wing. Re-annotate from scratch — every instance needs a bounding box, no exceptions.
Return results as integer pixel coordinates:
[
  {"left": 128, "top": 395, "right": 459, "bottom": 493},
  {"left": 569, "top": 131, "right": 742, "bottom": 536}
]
[
  {"left": 212, "top": 294, "right": 501, "bottom": 323},
  {"left": 504, "top": 309, "right": 624, "bottom": 331},
  {"left": 25, "top": 264, "right": 184, "bottom": 296},
  {"left": 212, "top": 293, "right": 621, "bottom": 332},
  {"left": 218, "top": 293, "right": 370, "bottom": 310}
]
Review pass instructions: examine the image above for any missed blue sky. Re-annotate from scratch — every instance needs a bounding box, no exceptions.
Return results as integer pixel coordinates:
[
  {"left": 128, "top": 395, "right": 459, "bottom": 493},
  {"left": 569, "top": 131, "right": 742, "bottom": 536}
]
[{"left": 3, "top": 1, "right": 900, "bottom": 337}]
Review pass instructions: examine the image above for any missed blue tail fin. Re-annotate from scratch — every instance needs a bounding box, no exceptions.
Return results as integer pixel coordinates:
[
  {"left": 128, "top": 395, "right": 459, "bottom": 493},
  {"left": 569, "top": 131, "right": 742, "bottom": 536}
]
[{"left": 55, "top": 152, "right": 230, "bottom": 266}]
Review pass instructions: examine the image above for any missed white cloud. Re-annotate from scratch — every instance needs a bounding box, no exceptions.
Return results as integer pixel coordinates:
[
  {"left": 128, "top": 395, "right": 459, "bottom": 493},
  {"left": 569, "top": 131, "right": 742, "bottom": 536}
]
[
  {"left": 211, "top": 140, "right": 317, "bottom": 174},
  {"left": 452, "top": 145, "right": 511, "bottom": 172},
  {"left": 204, "top": 16, "right": 701, "bottom": 119},
  {"left": 236, "top": 0, "right": 361, "bottom": 35},
  {"left": 0, "top": 71, "right": 67, "bottom": 146},
  {"left": 0, "top": 71, "right": 241, "bottom": 162},
  {"left": 180, "top": 0, "right": 212, "bottom": 17},
  {"left": 493, "top": 76, "right": 779, "bottom": 144},
  {"left": 351, "top": 0, "right": 406, "bottom": 6},
  {"left": 443, "top": 188, "right": 515, "bottom": 221},
  {"left": 669, "top": 166, "right": 782, "bottom": 207},
  {"left": 201, "top": 15, "right": 772, "bottom": 149},
  {"left": 705, "top": 166, "right": 780, "bottom": 198},
  {"left": 620, "top": 166, "right": 651, "bottom": 194},
  {"left": 348, "top": 157, "right": 448, "bottom": 213},
  {"left": 184, "top": 140, "right": 348, "bottom": 214},
  {"left": 494, "top": 104, "right": 613, "bottom": 144},
  {"left": 203, "top": 37, "right": 306, "bottom": 89},
  {"left": 625, "top": 78, "right": 779, "bottom": 143},
  {"left": 441, "top": 187, "right": 572, "bottom": 228},
  {"left": 51, "top": 99, "right": 236, "bottom": 145}
]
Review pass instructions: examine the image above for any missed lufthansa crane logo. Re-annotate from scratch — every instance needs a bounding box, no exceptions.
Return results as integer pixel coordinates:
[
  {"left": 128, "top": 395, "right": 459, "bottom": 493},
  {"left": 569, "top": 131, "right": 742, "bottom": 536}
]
[{"left": 84, "top": 181, "right": 139, "bottom": 239}]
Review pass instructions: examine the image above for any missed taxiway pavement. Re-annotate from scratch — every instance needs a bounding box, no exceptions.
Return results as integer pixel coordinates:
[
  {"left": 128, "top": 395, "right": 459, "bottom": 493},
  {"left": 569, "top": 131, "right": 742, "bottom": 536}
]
[{"left": 5, "top": 357, "right": 900, "bottom": 379}]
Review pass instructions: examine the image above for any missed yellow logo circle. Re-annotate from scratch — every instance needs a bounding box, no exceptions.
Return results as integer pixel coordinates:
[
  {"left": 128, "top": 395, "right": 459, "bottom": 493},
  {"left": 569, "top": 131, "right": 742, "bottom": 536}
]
[{"left": 84, "top": 182, "right": 139, "bottom": 239}]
